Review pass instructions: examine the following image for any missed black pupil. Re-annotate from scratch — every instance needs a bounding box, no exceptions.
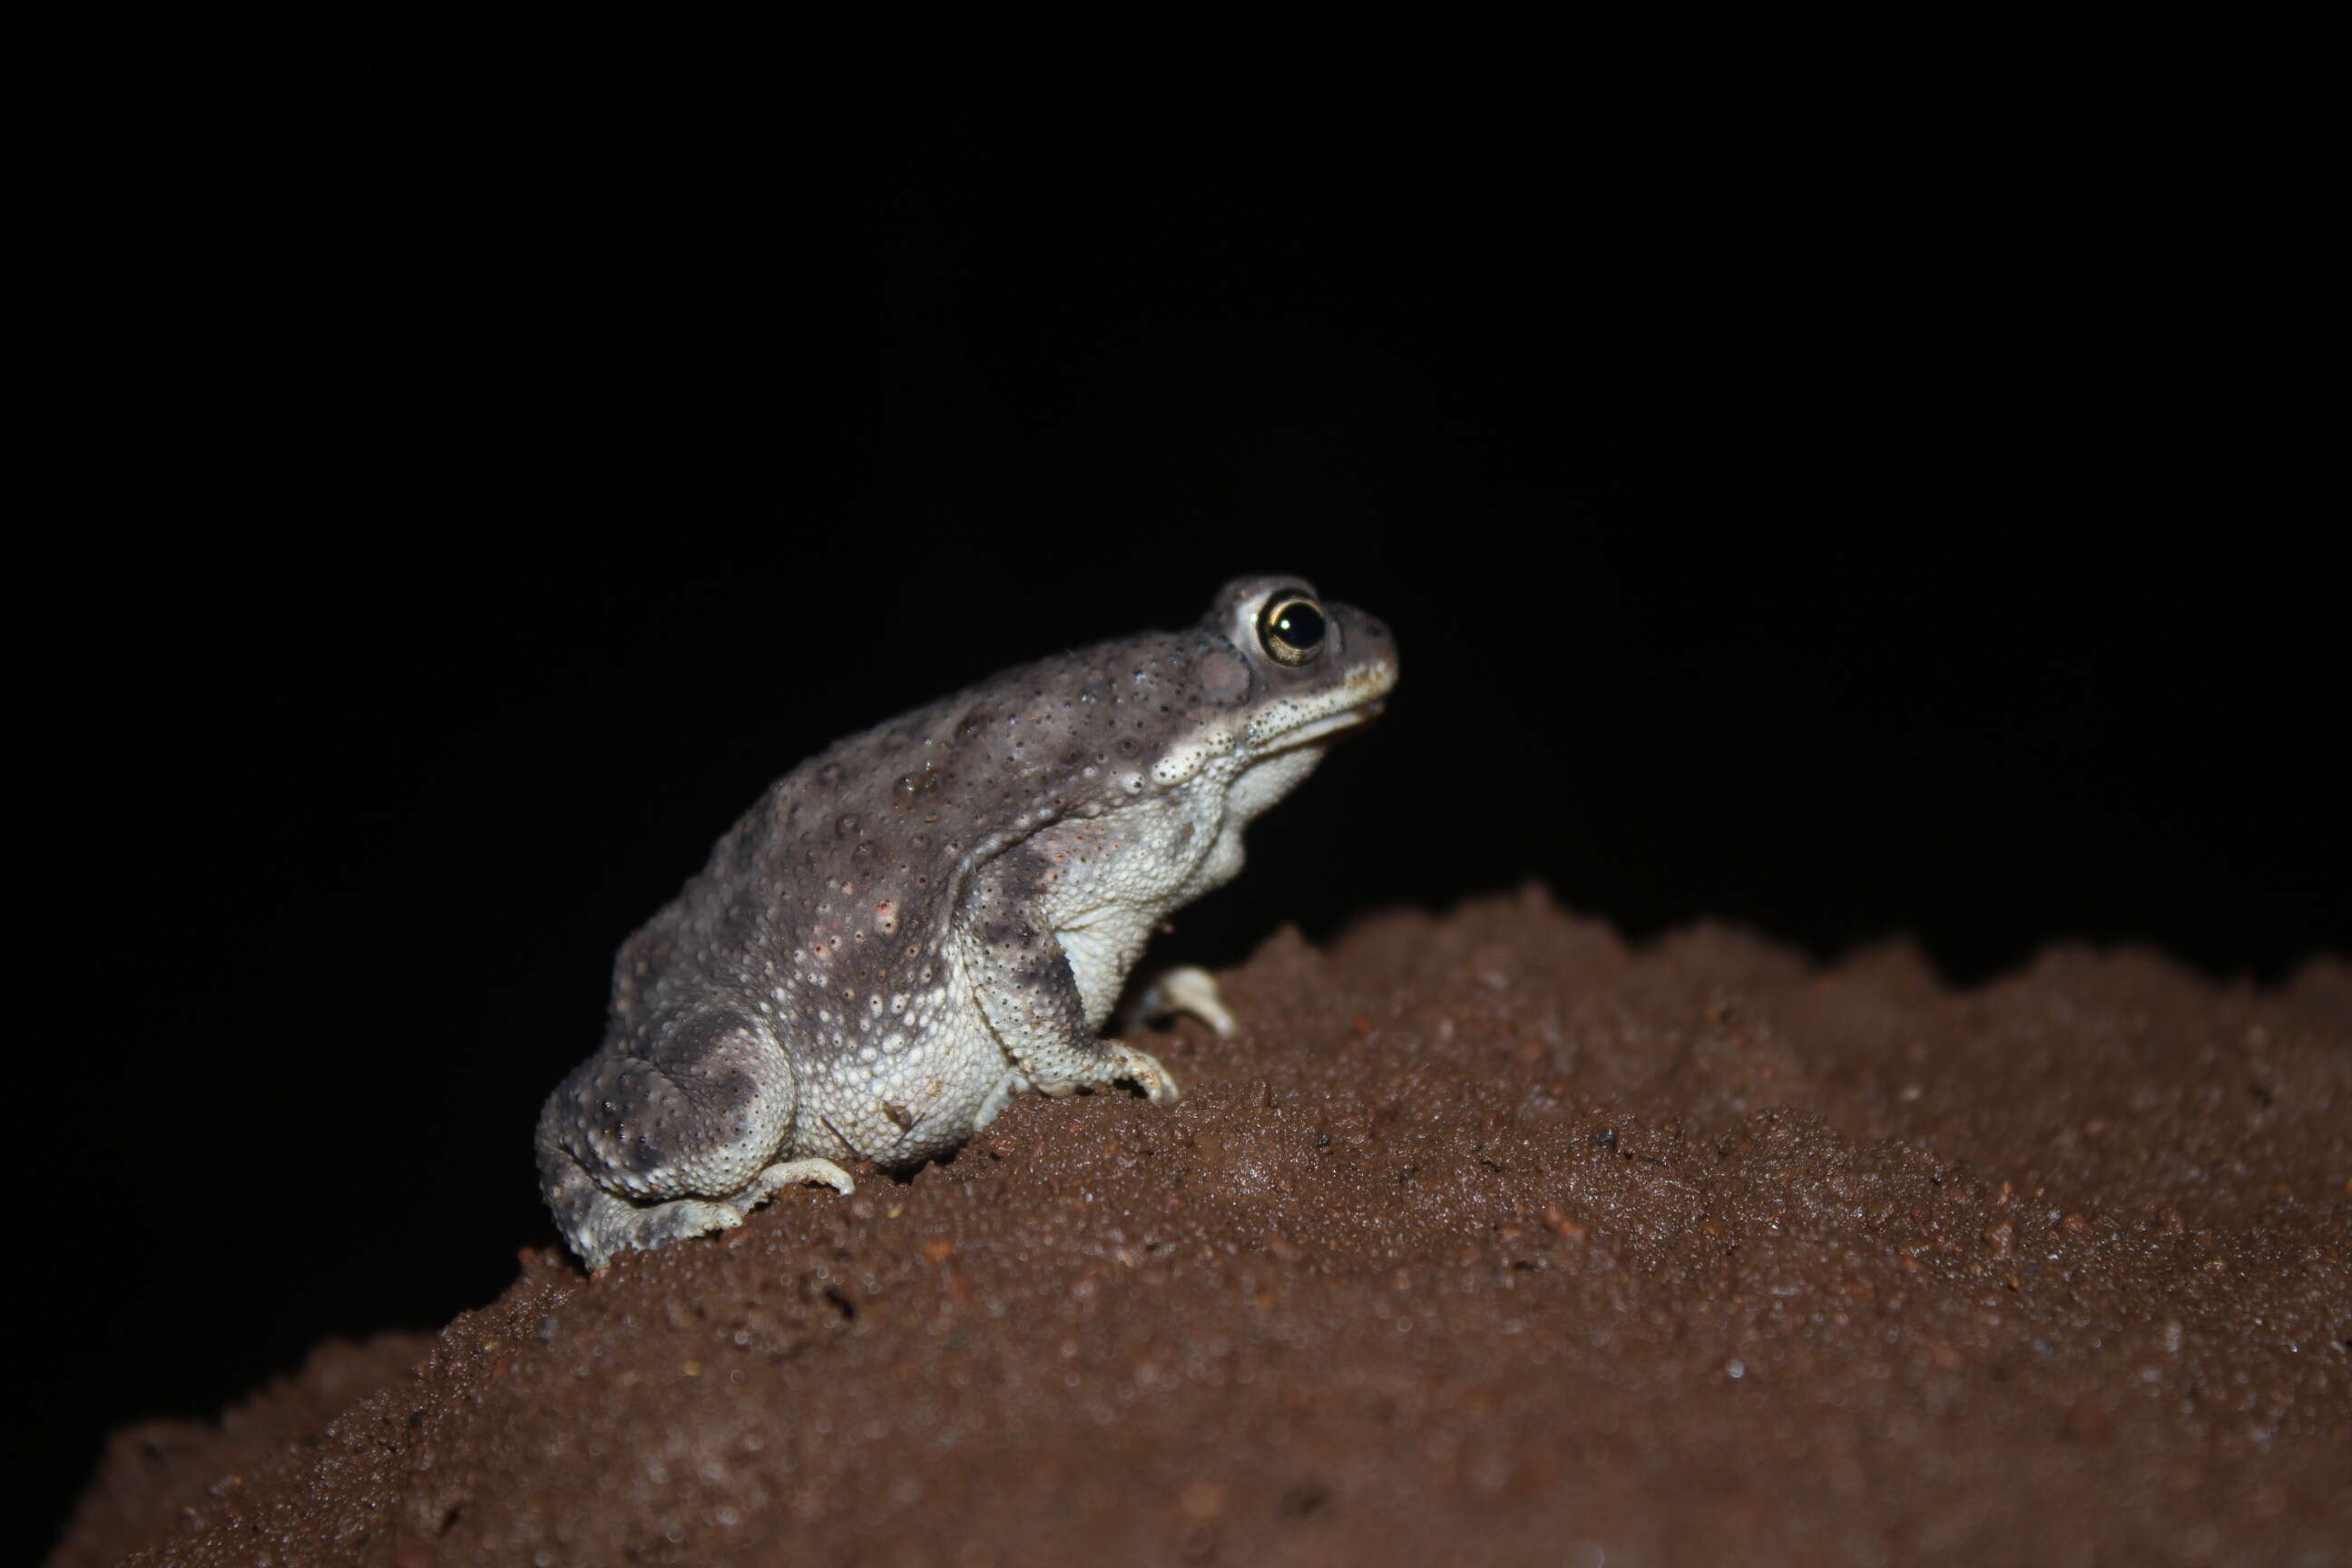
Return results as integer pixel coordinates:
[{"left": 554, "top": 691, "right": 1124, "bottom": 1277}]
[{"left": 1271, "top": 600, "right": 1325, "bottom": 648}]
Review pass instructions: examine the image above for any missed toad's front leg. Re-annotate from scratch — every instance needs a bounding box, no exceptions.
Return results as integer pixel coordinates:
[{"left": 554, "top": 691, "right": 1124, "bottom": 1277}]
[{"left": 958, "top": 911, "right": 1181, "bottom": 1108}]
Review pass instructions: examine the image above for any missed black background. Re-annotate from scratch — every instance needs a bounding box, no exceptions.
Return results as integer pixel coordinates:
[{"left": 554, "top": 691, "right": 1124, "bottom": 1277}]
[{"left": 18, "top": 18, "right": 2339, "bottom": 1551}]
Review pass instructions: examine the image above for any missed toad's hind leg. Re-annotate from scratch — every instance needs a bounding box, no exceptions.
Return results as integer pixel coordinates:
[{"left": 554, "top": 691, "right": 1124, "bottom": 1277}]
[
  {"left": 538, "top": 1152, "right": 857, "bottom": 1272},
  {"left": 534, "top": 1003, "right": 856, "bottom": 1270},
  {"left": 535, "top": 1156, "right": 755, "bottom": 1270}
]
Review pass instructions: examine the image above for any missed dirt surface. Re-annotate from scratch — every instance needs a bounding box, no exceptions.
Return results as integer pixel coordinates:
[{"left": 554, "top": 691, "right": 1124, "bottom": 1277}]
[{"left": 57, "top": 893, "right": 2351, "bottom": 1566}]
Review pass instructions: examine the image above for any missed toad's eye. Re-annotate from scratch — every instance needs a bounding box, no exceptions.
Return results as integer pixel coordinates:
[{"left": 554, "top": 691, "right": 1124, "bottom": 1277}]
[{"left": 1257, "top": 591, "right": 1328, "bottom": 667}]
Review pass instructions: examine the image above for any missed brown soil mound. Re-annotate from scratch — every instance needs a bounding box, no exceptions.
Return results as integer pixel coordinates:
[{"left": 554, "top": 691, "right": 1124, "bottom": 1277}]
[{"left": 55, "top": 894, "right": 2351, "bottom": 1566}]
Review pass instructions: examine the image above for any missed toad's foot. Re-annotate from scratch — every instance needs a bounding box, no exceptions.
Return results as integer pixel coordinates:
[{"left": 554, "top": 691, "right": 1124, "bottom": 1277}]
[
  {"left": 1034, "top": 1041, "right": 1182, "bottom": 1105},
  {"left": 567, "top": 1157, "right": 857, "bottom": 1272},
  {"left": 737, "top": 1155, "right": 858, "bottom": 1205},
  {"left": 1131, "top": 965, "right": 1237, "bottom": 1037},
  {"left": 1108, "top": 1041, "right": 1183, "bottom": 1103}
]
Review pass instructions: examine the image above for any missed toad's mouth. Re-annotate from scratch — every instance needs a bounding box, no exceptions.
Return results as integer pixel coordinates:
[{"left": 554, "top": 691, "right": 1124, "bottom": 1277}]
[{"left": 1261, "top": 696, "right": 1387, "bottom": 753}]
